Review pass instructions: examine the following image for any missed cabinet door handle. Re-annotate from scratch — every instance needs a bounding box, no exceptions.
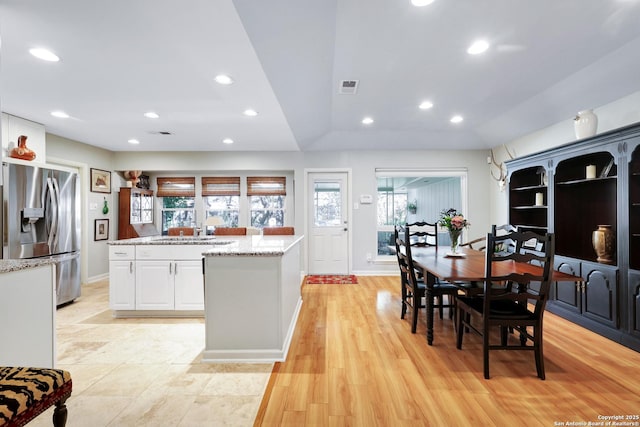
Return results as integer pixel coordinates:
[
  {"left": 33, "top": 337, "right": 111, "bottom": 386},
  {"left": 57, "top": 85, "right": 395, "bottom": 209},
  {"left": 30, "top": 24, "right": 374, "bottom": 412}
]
[
  {"left": 174, "top": 262, "right": 178, "bottom": 275},
  {"left": 169, "top": 262, "right": 172, "bottom": 274},
  {"left": 130, "top": 261, "right": 133, "bottom": 273},
  {"left": 115, "top": 252, "right": 128, "bottom": 255}
]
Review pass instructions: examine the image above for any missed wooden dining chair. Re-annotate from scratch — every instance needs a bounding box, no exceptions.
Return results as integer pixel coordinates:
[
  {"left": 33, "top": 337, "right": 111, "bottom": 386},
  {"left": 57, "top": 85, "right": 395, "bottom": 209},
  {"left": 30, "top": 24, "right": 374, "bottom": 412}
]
[
  {"left": 405, "top": 221, "right": 457, "bottom": 320},
  {"left": 455, "top": 230, "right": 555, "bottom": 379},
  {"left": 262, "top": 226, "right": 295, "bottom": 235},
  {"left": 394, "top": 225, "right": 420, "bottom": 323},
  {"left": 395, "top": 232, "right": 426, "bottom": 333},
  {"left": 168, "top": 227, "right": 195, "bottom": 236},
  {"left": 214, "top": 227, "right": 247, "bottom": 235}
]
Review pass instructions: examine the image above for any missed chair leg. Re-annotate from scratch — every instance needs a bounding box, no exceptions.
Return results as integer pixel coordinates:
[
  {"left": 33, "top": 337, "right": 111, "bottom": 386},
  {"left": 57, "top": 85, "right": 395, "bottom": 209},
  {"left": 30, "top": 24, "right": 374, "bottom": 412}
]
[
  {"left": 534, "top": 326, "right": 546, "bottom": 380},
  {"left": 53, "top": 397, "right": 69, "bottom": 427},
  {"left": 410, "top": 292, "right": 420, "bottom": 333},
  {"left": 483, "top": 325, "right": 490, "bottom": 379},
  {"left": 500, "top": 325, "right": 508, "bottom": 346},
  {"left": 437, "top": 295, "right": 444, "bottom": 319},
  {"left": 456, "top": 307, "right": 464, "bottom": 349},
  {"left": 401, "top": 286, "right": 407, "bottom": 319}
]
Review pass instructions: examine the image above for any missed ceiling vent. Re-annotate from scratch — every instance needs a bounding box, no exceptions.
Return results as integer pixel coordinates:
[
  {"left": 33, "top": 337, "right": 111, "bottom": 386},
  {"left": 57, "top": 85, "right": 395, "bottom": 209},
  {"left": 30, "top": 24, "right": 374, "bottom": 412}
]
[{"left": 339, "top": 80, "right": 359, "bottom": 94}]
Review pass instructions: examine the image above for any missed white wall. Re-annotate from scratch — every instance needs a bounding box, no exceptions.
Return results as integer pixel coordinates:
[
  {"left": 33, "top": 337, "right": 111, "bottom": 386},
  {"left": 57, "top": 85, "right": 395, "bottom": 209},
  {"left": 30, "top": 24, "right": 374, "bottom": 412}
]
[
  {"left": 113, "top": 149, "right": 490, "bottom": 275},
  {"left": 490, "top": 89, "right": 640, "bottom": 227}
]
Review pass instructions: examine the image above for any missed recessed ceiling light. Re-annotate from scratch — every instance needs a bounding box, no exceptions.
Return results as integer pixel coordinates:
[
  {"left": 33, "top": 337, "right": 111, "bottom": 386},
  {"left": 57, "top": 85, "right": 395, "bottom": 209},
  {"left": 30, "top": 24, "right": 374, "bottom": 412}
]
[
  {"left": 29, "top": 48, "right": 60, "bottom": 62},
  {"left": 467, "top": 40, "right": 490, "bottom": 55},
  {"left": 222, "top": 138, "right": 234, "bottom": 144},
  {"left": 50, "top": 111, "right": 69, "bottom": 118},
  {"left": 419, "top": 101, "right": 434, "bottom": 110},
  {"left": 128, "top": 139, "right": 140, "bottom": 145},
  {"left": 243, "top": 109, "right": 258, "bottom": 117},
  {"left": 450, "top": 115, "right": 464, "bottom": 123},
  {"left": 411, "top": 0, "right": 435, "bottom": 6},
  {"left": 214, "top": 74, "right": 234, "bottom": 85},
  {"left": 144, "top": 112, "right": 159, "bottom": 119},
  {"left": 362, "top": 117, "right": 374, "bottom": 125}
]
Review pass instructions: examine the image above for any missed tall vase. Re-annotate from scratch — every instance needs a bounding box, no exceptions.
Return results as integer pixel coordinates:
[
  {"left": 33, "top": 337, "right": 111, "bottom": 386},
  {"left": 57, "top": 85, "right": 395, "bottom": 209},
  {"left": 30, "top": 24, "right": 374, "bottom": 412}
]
[
  {"left": 449, "top": 229, "right": 461, "bottom": 254},
  {"left": 592, "top": 225, "right": 615, "bottom": 263},
  {"left": 574, "top": 109, "right": 598, "bottom": 140}
]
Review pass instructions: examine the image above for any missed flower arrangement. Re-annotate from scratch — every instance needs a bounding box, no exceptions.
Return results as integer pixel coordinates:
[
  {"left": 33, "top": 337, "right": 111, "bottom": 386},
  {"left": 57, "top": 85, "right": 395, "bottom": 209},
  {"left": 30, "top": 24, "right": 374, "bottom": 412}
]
[
  {"left": 407, "top": 200, "right": 417, "bottom": 214},
  {"left": 438, "top": 208, "right": 470, "bottom": 231}
]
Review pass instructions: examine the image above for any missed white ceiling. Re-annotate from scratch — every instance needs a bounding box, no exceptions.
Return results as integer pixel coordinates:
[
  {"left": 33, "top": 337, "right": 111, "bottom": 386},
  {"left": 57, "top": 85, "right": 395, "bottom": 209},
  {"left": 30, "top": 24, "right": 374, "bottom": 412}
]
[{"left": 2, "top": 0, "right": 640, "bottom": 153}]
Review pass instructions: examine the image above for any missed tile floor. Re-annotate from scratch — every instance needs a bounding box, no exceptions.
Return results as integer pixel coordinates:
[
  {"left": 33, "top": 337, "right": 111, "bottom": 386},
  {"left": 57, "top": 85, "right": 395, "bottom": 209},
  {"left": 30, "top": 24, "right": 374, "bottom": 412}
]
[{"left": 30, "top": 279, "right": 272, "bottom": 427}]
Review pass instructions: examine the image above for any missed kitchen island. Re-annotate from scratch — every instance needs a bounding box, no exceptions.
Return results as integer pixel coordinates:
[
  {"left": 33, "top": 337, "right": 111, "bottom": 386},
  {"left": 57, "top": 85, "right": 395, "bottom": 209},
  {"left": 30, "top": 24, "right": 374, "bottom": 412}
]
[
  {"left": 0, "top": 258, "right": 56, "bottom": 368},
  {"left": 108, "top": 235, "right": 231, "bottom": 317},
  {"left": 202, "top": 235, "right": 304, "bottom": 363}
]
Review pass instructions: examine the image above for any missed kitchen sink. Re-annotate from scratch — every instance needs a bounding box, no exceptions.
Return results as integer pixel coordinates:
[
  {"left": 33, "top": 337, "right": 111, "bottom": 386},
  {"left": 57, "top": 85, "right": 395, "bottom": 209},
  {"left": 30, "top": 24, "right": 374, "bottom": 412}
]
[{"left": 152, "top": 236, "right": 233, "bottom": 244}]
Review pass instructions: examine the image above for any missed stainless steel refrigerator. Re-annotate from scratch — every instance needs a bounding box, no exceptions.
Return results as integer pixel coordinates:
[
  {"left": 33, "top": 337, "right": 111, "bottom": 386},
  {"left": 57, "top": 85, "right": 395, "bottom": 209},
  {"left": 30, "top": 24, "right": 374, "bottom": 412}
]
[{"left": 2, "top": 161, "right": 81, "bottom": 305}]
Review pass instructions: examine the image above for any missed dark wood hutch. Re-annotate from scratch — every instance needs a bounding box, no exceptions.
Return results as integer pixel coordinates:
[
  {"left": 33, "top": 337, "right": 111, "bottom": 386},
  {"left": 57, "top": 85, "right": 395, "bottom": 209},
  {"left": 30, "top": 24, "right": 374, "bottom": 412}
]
[{"left": 506, "top": 121, "right": 640, "bottom": 352}]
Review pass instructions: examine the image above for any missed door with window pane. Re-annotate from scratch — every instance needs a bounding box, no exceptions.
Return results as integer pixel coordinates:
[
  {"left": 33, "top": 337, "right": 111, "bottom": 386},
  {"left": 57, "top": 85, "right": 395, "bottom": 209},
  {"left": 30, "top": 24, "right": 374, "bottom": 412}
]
[{"left": 308, "top": 172, "right": 349, "bottom": 274}]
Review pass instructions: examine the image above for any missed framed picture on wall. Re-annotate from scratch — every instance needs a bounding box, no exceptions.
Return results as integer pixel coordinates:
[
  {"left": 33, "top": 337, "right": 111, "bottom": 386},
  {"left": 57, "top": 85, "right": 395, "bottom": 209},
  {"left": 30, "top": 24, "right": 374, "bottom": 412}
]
[
  {"left": 90, "top": 168, "right": 111, "bottom": 193},
  {"left": 94, "top": 219, "right": 109, "bottom": 241}
]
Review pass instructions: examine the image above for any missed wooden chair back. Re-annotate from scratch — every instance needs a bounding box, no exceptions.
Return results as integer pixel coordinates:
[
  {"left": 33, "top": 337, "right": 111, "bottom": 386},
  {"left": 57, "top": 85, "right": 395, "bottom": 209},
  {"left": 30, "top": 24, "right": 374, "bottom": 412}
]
[
  {"left": 168, "top": 227, "right": 195, "bottom": 236},
  {"left": 263, "top": 226, "right": 295, "bottom": 235},
  {"left": 405, "top": 221, "right": 438, "bottom": 248},
  {"left": 214, "top": 227, "right": 247, "bottom": 235}
]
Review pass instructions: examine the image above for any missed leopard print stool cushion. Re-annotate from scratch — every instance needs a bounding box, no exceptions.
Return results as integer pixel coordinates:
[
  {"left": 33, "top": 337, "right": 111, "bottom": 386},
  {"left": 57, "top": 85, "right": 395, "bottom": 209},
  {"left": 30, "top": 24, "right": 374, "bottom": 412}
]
[{"left": 0, "top": 366, "right": 72, "bottom": 426}]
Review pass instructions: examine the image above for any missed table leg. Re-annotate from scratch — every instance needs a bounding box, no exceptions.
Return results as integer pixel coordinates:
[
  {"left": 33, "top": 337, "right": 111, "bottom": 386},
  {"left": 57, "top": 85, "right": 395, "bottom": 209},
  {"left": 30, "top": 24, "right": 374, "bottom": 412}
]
[{"left": 426, "top": 272, "right": 435, "bottom": 345}]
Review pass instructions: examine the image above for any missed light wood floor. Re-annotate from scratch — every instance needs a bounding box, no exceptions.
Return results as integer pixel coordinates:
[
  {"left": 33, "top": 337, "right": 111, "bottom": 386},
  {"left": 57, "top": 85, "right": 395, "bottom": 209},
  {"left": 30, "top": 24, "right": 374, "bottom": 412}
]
[{"left": 255, "top": 276, "right": 640, "bottom": 426}]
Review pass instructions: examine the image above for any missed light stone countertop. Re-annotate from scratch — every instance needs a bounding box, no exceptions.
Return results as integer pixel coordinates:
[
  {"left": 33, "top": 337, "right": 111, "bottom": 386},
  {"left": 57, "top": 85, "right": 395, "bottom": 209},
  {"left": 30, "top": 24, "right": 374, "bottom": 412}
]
[
  {"left": 0, "top": 258, "right": 56, "bottom": 274},
  {"left": 108, "top": 235, "right": 304, "bottom": 256}
]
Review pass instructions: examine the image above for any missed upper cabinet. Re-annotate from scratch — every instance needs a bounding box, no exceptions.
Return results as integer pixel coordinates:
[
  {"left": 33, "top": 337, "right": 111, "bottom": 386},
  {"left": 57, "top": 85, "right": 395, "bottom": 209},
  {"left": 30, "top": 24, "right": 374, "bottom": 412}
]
[
  {"left": 1, "top": 113, "right": 46, "bottom": 163},
  {"left": 118, "top": 187, "right": 155, "bottom": 239}
]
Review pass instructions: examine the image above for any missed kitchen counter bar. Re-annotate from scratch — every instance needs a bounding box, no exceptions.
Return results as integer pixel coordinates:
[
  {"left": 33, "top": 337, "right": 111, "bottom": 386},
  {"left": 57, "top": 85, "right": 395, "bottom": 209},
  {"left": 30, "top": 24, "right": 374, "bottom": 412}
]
[{"left": 201, "top": 235, "right": 304, "bottom": 363}]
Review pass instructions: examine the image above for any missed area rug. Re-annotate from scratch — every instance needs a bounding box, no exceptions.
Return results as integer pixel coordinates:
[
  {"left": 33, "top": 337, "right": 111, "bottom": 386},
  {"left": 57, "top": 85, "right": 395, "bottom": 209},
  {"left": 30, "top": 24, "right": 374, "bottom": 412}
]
[{"left": 305, "top": 275, "right": 358, "bottom": 284}]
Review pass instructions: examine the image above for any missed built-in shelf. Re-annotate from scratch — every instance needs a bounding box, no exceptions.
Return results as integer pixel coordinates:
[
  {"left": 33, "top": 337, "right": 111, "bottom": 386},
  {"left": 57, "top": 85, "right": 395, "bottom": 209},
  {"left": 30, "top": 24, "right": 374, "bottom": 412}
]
[
  {"left": 556, "top": 176, "right": 617, "bottom": 186},
  {"left": 506, "top": 122, "right": 640, "bottom": 352}
]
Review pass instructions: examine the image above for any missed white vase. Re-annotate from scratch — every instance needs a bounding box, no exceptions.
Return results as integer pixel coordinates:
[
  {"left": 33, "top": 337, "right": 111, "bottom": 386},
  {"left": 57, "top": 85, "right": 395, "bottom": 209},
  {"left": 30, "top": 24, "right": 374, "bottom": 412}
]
[{"left": 574, "top": 109, "right": 598, "bottom": 140}]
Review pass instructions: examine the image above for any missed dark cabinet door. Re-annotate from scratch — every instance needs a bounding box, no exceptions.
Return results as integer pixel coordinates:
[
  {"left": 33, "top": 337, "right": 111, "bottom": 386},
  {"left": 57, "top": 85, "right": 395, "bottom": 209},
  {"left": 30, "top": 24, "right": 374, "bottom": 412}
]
[
  {"left": 629, "top": 270, "right": 640, "bottom": 337},
  {"left": 582, "top": 261, "right": 619, "bottom": 328},
  {"left": 553, "top": 257, "right": 581, "bottom": 314}
]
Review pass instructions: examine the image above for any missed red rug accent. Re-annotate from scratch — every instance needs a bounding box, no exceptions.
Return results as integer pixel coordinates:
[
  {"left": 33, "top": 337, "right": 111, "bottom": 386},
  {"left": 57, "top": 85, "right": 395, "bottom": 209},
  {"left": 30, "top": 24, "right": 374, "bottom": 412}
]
[{"left": 305, "top": 274, "right": 358, "bottom": 284}]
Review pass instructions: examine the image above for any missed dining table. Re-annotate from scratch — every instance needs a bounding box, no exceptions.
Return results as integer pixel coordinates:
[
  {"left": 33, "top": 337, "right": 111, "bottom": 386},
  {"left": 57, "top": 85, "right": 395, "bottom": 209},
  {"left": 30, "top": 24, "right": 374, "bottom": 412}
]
[{"left": 410, "top": 246, "right": 584, "bottom": 345}]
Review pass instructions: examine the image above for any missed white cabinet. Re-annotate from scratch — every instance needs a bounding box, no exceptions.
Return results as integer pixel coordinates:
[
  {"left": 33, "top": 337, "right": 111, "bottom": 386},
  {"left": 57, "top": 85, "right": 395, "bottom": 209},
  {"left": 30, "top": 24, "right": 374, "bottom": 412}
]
[
  {"left": 174, "top": 260, "right": 204, "bottom": 310},
  {"left": 109, "top": 245, "right": 136, "bottom": 310},
  {"left": 0, "top": 263, "right": 56, "bottom": 368},
  {"left": 109, "top": 244, "right": 205, "bottom": 314},
  {"left": 1, "top": 113, "right": 46, "bottom": 161},
  {"left": 135, "top": 245, "right": 204, "bottom": 311},
  {"left": 136, "top": 261, "right": 174, "bottom": 310},
  {"left": 136, "top": 259, "right": 203, "bottom": 310}
]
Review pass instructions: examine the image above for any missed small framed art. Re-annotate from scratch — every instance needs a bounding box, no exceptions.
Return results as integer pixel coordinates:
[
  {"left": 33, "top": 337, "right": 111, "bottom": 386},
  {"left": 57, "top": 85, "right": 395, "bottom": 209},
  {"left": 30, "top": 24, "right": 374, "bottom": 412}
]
[
  {"left": 90, "top": 168, "right": 111, "bottom": 193},
  {"left": 94, "top": 219, "right": 109, "bottom": 241}
]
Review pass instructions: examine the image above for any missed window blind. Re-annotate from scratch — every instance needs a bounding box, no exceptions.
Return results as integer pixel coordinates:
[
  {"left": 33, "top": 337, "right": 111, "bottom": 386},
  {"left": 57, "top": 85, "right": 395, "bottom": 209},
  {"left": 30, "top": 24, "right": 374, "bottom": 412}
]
[
  {"left": 247, "top": 176, "right": 286, "bottom": 196},
  {"left": 201, "top": 177, "right": 241, "bottom": 196},
  {"left": 156, "top": 177, "right": 195, "bottom": 197}
]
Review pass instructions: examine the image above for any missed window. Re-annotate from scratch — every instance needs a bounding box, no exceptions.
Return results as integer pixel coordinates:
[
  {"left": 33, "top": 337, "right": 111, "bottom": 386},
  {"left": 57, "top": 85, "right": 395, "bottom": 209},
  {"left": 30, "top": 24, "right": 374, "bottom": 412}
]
[
  {"left": 157, "top": 177, "right": 196, "bottom": 234},
  {"left": 247, "top": 176, "right": 286, "bottom": 228},
  {"left": 202, "top": 177, "right": 240, "bottom": 228},
  {"left": 375, "top": 169, "right": 467, "bottom": 256},
  {"left": 313, "top": 181, "right": 342, "bottom": 226}
]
